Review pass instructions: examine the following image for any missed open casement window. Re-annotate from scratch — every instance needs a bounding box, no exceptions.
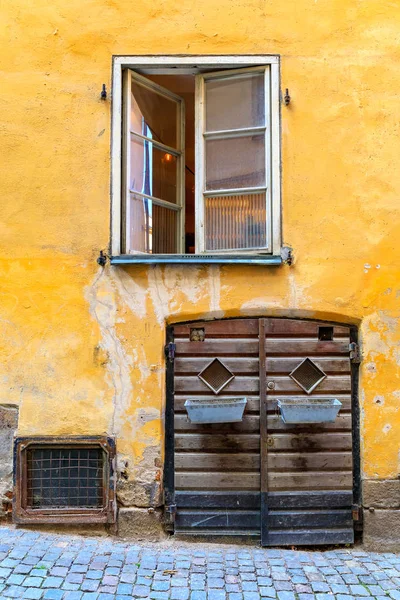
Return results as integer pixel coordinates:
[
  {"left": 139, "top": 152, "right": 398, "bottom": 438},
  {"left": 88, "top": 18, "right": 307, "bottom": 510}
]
[
  {"left": 119, "top": 62, "right": 280, "bottom": 259},
  {"left": 123, "top": 70, "right": 185, "bottom": 254},
  {"left": 195, "top": 66, "right": 272, "bottom": 254}
]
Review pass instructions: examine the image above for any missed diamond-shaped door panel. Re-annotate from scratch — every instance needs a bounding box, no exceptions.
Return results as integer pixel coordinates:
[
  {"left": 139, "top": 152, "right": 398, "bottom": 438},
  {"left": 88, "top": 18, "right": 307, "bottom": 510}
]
[
  {"left": 289, "top": 358, "right": 326, "bottom": 394},
  {"left": 198, "top": 358, "right": 235, "bottom": 394}
]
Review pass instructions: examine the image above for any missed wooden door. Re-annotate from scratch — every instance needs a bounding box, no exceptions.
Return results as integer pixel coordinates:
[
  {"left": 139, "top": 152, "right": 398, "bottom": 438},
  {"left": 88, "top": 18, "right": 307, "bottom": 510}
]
[
  {"left": 261, "top": 318, "right": 354, "bottom": 545},
  {"left": 168, "top": 318, "right": 356, "bottom": 544},
  {"left": 172, "top": 319, "right": 261, "bottom": 537}
]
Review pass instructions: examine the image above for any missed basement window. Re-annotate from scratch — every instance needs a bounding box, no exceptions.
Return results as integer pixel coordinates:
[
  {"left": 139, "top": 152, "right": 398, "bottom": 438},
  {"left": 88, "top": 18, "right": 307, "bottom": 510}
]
[
  {"left": 111, "top": 56, "right": 282, "bottom": 264},
  {"left": 14, "top": 437, "right": 116, "bottom": 524}
]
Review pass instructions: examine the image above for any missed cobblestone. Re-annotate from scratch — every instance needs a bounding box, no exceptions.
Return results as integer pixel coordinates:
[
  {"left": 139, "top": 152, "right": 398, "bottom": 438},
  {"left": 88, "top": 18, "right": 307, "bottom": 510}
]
[{"left": 0, "top": 527, "right": 398, "bottom": 599}]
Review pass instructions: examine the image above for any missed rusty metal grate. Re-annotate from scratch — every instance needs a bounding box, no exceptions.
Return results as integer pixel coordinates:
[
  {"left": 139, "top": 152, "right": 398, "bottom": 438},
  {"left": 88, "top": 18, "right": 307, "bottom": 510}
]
[
  {"left": 289, "top": 358, "right": 326, "bottom": 394},
  {"left": 198, "top": 358, "right": 235, "bottom": 394},
  {"left": 26, "top": 448, "right": 104, "bottom": 509},
  {"left": 14, "top": 436, "right": 116, "bottom": 525}
]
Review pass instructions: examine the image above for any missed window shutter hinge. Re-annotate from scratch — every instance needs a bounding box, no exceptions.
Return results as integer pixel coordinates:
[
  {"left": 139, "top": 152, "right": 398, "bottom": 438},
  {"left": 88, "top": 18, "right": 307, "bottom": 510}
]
[
  {"left": 165, "top": 342, "right": 176, "bottom": 363},
  {"left": 349, "top": 342, "right": 361, "bottom": 364}
]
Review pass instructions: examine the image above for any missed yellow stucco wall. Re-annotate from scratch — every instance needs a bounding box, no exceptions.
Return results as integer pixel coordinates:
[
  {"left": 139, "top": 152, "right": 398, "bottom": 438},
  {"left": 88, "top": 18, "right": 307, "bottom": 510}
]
[{"left": 1, "top": 0, "right": 399, "bottom": 492}]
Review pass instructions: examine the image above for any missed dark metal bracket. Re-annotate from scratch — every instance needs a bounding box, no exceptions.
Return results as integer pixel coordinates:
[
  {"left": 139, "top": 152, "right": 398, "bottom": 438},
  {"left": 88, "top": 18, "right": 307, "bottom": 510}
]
[
  {"left": 97, "top": 250, "right": 108, "bottom": 267},
  {"left": 100, "top": 84, "right": 107, "bottom": 100}
]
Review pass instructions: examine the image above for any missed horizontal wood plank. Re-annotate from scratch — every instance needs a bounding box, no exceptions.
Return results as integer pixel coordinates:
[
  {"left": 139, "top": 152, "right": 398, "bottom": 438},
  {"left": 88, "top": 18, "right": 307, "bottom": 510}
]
[
  {"left": 266, "top": 432, "right": 352, "bottom": 451},
  {"left": 175, "top": 433, "right": 260, "bottom": 452},
  {"left": 175, "top": 375, "right": 350, "bottom": 394},
  {"left": 176, "top": 491, "right": 260, "bottom": 509},
  {"left": 175, "top": 510, "right": 259, "bottom": 529},
  {"left": 265, "top": 375, "right": 351, "bottom": 393},
  {"left": 266, "top": 414, "right": 351, "bottom": 432},
  {"left": 174, "top": 414, "right": 351, "bottom": 433},
  {"left": 268, "top": 471, "right": 353, "bottom": 491},
  {"left": 176, "top": 452, "right": 352, "bottom": 472},
  {"left": 175, "top": 453, "right": 260, "bottom": 471},
  {"left": 264, "top": 319, "right": 350, "bottom": 338},
  {"left": 266, "top": 357, "right": 350, "bottom": 373},
  {"left": 174, "top": 376, "right": 259, "bottom": 393},
  {"left": 267, "top": 528, "right": 354, "bottom": 545},
  {"left": 175, "top": 356, "right": 351, "bottom": 375},
  {"left": 269, "top": 509, "right": 352, "bottom": 529},
  {"left": 267, "top": 490, "right": 353, "bottom": 509},
  {"left": 175, "top": 357, "right": 259, "bottom": 374},
  {"left": 174, "top": 414, "right": 259, "bottom": 432},
  {"left": 268, "top": 451, "right": 352, "bottom": 471},
  {"left": 174, "top": 319, "right": 259, "bottom": 337},
  {"left": 176, "top": 472, "right": 260, "bottom": 490},
  {"left": 265, "top": 339, "right": 350, "bottom": 355},
  {"left": 175, "top": 340, "right": 259, "bottom": 356}
]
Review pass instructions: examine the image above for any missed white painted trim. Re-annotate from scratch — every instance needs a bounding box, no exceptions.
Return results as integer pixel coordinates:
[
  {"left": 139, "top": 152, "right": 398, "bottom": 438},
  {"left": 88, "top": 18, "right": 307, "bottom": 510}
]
[
  {"left": 194, "top": 73, "right": 205, "bottom": 254},
  {"left": 114, "top": 55, "right": 279, "bottom": 70},
  {"left": 110, "top": 55, "right": 281, "bottom": 257},
  {"left": 264, "top": 66, "right": 272, "bottom": 253},
  {"left": 270, "top": 62, "right": 282, "bottom": 256},
  {"left": 122, "top": 69, "right": 132, "bottom": 254},
  {"left": 111, "top": 60, "right": 123, "bottom": 256}
]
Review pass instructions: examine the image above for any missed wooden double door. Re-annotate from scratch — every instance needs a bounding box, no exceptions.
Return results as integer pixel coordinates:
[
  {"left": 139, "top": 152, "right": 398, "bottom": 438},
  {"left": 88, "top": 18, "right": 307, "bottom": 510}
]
[{"left": 165, "top": 318, "right": 358, "bottom": 545}]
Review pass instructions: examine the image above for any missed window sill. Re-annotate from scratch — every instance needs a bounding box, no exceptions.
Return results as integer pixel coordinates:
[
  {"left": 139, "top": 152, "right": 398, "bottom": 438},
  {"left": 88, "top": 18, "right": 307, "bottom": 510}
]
[{"left": 110, "top": 254, "right": 283, "bottom": 266}]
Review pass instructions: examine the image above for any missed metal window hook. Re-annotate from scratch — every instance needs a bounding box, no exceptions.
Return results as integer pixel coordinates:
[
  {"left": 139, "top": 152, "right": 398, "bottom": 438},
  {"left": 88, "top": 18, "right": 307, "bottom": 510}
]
[
  {"left": 97, "top": 250, "right": 108, "bottom": 266},
  {"left": 100, "top": 84, "right": 107, "bottom": 100},
  {"left": 283, "top": 88, "right": 291, "bottom": 106}
]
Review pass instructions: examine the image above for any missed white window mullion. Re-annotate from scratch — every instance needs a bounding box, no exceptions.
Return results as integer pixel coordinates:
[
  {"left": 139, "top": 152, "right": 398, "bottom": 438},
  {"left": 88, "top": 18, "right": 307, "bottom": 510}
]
[
  {"left": 122, "top": 69, "right": 133, "bottom": 254},
  {"left": 270, "top": 62, "right": 282, "bottom": 256},
  {"left": 195, "top": 74, "right": 206, "bottom": 254},
  {"left": 264, "top": 66, "right": 272, "bottom": 254}
]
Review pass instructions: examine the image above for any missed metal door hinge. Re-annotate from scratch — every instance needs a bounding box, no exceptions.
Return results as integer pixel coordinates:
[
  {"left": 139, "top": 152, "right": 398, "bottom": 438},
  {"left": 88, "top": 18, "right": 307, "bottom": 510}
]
[
  {"left": 165, "top": 342, "right": 176, "bottom": 363},
  {"left": 349, "top": 342, "right": 361, "bottom": 364},
  {"left": 165, "top": 503, "right": 177, "bottom": 524},
  {"left": 352, "top": 504, "right": 361, "bottom": 521}
]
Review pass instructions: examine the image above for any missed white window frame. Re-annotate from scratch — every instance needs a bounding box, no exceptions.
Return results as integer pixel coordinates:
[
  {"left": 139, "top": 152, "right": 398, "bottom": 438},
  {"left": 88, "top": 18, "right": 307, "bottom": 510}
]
[
  {"left": 111, "top": 55, "right": 281, "bottom": 259},
  {"left": 123, "top": 69, "right": 185, "bottom": 254}
]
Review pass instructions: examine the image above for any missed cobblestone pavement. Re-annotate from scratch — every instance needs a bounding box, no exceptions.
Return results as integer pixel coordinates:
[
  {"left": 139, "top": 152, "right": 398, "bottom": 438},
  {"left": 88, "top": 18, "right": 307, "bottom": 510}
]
[{"left": 0, "top": 527, "right": 399, "bottom": 600}]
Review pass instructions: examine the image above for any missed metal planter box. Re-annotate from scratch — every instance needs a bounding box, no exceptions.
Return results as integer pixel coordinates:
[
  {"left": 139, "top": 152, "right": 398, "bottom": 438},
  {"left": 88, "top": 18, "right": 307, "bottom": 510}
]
[
  {"left": 184, "top": 397, "right": 247, "bottom": 424},
  {"left": 278, "top": 398, "right": 342, "bottom": 424}
]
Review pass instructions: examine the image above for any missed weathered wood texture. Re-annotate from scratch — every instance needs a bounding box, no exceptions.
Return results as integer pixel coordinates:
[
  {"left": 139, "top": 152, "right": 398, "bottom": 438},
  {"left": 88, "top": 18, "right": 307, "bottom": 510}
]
[
  {"left": 174, "top": 319, "right": 260, "bottom": 535},
  {"left": 263, "top": 318, "right": 354, "bottom": 545},
  {"left": 172, "top": 318, "right": 354, "bottom": 544}
]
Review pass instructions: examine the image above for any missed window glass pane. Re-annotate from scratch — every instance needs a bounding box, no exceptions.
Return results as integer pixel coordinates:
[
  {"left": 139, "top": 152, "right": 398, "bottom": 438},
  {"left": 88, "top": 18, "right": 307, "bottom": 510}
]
[
  {"left": 127, "top": 194, "right": 178, "bottom": 254},
  {"left": 205, "top": 73, "right": 264, "bottom": 132},
  {"left": 205, "top": 135, "right": 265, "bottom": 190},
  {"left": 130, "top": 136, "right": 178, "bottom": 204},
  {"left": 131, "top": 80, "right": 179, "bottom": 149},
  {"left": 205, "top": 192, "right": 267, "bottom": 251}
]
